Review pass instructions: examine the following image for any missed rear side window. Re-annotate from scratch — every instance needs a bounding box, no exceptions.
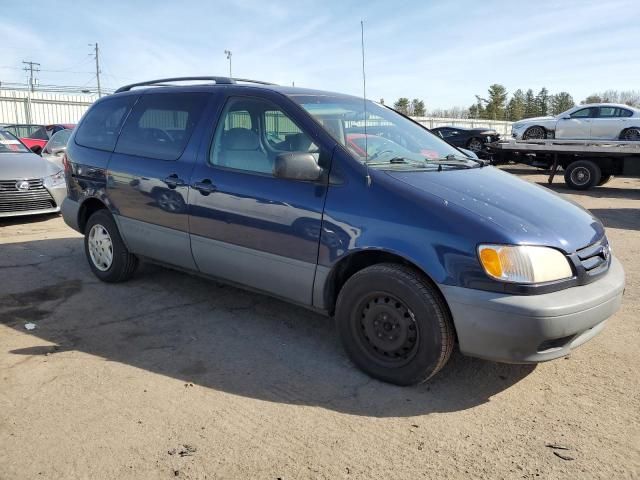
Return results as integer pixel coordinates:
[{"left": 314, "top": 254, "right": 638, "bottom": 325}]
[
  {"left": 75, "top": 96, "right": 135, "bottom": 151},
  {"left": 115, "top": 93, "right": 209, "bottom": 161}
]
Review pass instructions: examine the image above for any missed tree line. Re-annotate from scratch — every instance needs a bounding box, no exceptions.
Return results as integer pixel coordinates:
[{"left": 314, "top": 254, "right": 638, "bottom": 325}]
[{"left": 387, "top": 88, "right": 640, "bottom": 121}]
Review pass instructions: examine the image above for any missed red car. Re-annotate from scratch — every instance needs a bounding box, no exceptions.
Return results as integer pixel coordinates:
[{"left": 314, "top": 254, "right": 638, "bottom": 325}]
[
  {"left": 2, "top": 124, "right": 75, "bottom": 154},
  {"left": 346, "top": 133, "right": 440, "bottom": 159}
]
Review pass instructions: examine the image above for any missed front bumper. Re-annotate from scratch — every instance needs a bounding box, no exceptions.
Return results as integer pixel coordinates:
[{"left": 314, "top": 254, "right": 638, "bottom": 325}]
[
  {"left": 0, "top": 183, "right": 66, "bottom": 218},
  {"left": 440, "top": 257, "right": 625, "bottom": 363}
]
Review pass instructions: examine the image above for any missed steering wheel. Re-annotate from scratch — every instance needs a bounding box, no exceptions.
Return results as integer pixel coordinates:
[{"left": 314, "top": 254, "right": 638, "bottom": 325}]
[
  {"left": 366, "top": 148, "right": 394, "bottom": 162},
  {"left": 147, "top": 128, "right": 173, "bottom": 143}
]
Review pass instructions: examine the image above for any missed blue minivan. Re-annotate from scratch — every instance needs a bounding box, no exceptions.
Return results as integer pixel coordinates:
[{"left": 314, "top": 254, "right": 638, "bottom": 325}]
[{"left": 62, "top": 77, "right": 625, "bottom": 385}]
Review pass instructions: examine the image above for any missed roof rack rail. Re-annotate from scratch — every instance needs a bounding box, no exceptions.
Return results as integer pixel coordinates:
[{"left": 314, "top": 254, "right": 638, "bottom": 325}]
[{"left": 114, "top": 76, "right": 276, "bottom": 93}]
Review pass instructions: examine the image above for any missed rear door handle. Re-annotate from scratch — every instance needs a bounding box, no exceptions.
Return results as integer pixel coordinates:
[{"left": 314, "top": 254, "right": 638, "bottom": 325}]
[
  {"left": 163, "top": 174, "right": 185, "bottom": 189},
  {"left": 192, "top": 179, "right": 216, "bottom": 195}
]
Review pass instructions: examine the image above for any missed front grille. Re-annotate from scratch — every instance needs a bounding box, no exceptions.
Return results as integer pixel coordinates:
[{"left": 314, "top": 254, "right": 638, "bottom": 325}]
[
  {"left": 576, "top": 237, "right": 610, "bottom": 277},
  {"left": 0, "top": 178, "right": 56, "bottom": 213}
]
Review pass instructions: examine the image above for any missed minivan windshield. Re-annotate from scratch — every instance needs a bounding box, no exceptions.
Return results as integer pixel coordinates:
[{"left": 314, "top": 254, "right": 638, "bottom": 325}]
[
  {"left": 290, "top": 95, "right": 477, "bottom": 169},
  {"left": 0, "top": 131, "right": 29, "bottom": 153}
]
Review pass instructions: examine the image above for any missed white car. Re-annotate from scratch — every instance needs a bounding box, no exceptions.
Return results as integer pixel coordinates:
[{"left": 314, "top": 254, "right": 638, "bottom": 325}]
[{"left": 511, "top": 103, "right": 640, "bottom": 141}]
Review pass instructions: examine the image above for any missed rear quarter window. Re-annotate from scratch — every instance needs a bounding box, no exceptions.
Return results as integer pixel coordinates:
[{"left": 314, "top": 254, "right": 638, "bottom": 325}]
[
  {"left": 75, "top": 96, "right": 136, "bottom": 151},
  {"left": 114, "top": 92, "right": 209, "bottom": 161}
]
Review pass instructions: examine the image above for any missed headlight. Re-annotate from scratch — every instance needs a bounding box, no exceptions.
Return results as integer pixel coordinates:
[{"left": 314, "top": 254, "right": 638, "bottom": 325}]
[
  {"left": 44, "top": 170, "right": 65, "bottom": 188},
  {"left": 512, "top": 123, "right": 523, "bottom": 129},
  {"left": 478, "top": 244, "right": 573, "bottom": 284}
]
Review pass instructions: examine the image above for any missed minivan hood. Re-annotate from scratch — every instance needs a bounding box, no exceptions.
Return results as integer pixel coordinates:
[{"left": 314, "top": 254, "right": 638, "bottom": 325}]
[
  {"left": 0, "top": 152, "right": 59, "bottom": 180},
  {"left": 386, "top": 167, "right": 604, "bottom": 252}
]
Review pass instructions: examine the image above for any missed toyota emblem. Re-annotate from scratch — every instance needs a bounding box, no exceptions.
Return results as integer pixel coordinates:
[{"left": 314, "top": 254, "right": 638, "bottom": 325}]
[{"left": 16, "top": 180, "right": 29, "bottom": 191}]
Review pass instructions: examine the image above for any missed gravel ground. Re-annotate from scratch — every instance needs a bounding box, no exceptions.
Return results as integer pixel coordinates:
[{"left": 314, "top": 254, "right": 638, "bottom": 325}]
[{"left": 1, "top": 168, "right": 638, "bottom": 479}]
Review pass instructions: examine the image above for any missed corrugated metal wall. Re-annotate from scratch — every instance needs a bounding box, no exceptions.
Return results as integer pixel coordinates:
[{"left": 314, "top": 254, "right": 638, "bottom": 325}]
[
  {"left": 0, "top": 89, "right": 513, "bottom": 136},
  {"left": 0, "top": 90, "right": 95, "bottom": 125}
]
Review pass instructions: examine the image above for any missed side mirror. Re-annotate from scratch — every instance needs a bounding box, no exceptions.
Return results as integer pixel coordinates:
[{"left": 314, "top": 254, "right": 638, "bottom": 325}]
[
  {"left": 274, "top": 152, "right": 322, "bottom": 181},
  {"left": 30, "top": 145, "right": 41, "bottom": 155},
  {"left": 561, "top": 115, "right": 571, "bottom": 120}
]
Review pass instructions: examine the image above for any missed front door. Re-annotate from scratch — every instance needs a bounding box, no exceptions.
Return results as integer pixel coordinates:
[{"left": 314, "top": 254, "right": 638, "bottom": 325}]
[
  {"left": 555, "top": 106, "right": 595, "bottom": 139},
  {"left": 188, "top": 94, "right": 332, "bottom": 305},
  {"left": 107, "top": 91, "right": 212, "bottom": 270}
]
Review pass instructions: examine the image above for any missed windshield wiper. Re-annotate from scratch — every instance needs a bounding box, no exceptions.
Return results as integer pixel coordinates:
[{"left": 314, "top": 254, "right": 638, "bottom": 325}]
[
  {"left": 367, "top": 156, "right": 429, "bottom": 168},
  {"left": 446, "top": 153, "right": 487, "bottom": 166}
]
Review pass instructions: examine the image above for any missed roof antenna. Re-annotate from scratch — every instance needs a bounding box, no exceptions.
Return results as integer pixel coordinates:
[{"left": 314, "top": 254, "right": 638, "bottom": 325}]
[{"left": 361, "top": 19, "right": 371, "bottom": 187}]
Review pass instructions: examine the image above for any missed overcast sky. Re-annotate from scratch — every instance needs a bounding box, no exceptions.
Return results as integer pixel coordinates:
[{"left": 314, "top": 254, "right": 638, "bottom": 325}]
[{"left": 1, "top": 0, "right": 639, "bottom": 109}]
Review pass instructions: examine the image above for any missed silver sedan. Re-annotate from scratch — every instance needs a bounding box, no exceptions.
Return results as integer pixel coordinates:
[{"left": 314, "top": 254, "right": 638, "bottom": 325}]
[
  {"left": 512, "top": 103, "right": 640, "bottom": 141},
  {"left": 0, "top": 130, "right": 67, "bottom": 218}
]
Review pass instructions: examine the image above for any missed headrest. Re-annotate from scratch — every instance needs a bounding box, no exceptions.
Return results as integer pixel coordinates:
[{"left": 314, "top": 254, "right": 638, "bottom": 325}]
[{"left": 222, "top": 128, "right": 260, "bottom": 150}]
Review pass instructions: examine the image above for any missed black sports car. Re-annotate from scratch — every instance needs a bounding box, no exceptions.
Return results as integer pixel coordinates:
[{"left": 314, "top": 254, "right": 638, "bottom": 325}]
[{"left": 431, "top": 126, "right": 500, "bottom": 153}]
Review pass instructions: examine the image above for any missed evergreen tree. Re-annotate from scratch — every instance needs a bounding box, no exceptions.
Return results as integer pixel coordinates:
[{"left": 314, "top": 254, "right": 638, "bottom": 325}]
[
  {"left": 524, "top": 89, "right": 537, "bottom": 118},
  {"left": 536, "top": 87, "right": 551, "bottom": 116},
  {"left": 393, "top": 97, "right": 410, "bottom": 115},
  {"left": 551, "top": 92, "right": 575, "bottom": 115},
  {"left": 411, "top": 98, "right": 426, "bottom": 117},
  {"left": 506, "top": 89, "right": 526, "bottom": 121},
  {"left": 484, "top": 84, "right": 508, "bottom": 120}
]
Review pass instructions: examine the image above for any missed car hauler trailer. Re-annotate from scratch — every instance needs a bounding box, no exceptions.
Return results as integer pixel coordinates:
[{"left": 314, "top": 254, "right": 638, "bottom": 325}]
[{"left": 488, "top": 139, "right": 640, "bottom": 190}]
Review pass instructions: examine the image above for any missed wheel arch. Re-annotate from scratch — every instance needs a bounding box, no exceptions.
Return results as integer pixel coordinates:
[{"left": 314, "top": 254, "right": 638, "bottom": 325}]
[
  {"left": 523, "top": 125, "right": 548, "bottom": 139},
  {"left": 321, "top": 248, "right": 448, "bottom": 316},
  {"left": 77, "top": 197, "right": 109, "bottom": 234},
  {"left": 619, "top": 126, "right": 640, "bottom": 140}
]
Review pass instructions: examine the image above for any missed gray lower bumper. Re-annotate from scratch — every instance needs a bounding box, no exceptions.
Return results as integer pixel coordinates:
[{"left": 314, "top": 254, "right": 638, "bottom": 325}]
[
  {"left": 61, "top": 197, "right": 81, "bottom": 233},
  {"left": 440, "top": 257, "right": 625, "bottom": 363}
]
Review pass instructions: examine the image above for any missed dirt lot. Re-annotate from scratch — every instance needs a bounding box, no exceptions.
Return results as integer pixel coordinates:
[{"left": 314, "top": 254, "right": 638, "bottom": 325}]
[{"left": 1, "top": 168, "right": 638, "bottom": 479}]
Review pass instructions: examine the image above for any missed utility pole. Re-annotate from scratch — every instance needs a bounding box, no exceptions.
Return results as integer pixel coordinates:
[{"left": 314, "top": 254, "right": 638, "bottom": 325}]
[
  {"left": 22, "top": 61, "right": 39, "bottom": 123},
  {"left": 224, "top": 50, "right": 232, "bottom": 78},
  {"left": 22, "top": 61, "right": 40, "bottom": 92},
  {"left": 89, "top": 43, "right": 102, "bottom": 97}
]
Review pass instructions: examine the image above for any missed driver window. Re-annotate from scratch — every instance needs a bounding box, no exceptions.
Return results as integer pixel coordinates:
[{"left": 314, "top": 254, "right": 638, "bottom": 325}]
[
  {"left": 209, "top": 97, "right": 317, "bottom": 175},
  {"left": 570, "top": 108, "right": 593, "bottom": 118}
]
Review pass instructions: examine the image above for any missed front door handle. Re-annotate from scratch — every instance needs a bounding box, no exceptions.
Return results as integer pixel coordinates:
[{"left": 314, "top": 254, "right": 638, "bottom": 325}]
[
  {"left": 163, "top": 174, "right": 185, "bottom": 189},
  {"left": 192, "top": 179, "right": 216, "bottom": 195}
]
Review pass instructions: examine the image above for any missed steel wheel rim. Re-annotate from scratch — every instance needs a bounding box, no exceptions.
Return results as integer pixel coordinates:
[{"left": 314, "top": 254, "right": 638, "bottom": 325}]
[
  {"left": 525, "top": 127, "right": 545, "bottom": 139},
  {"left": 625, "top": 128, "right": 640, "bottom": 141},
  {"left": 468, "top": 139, "right": 483, "bottom": 151},
  {"left": 571, "top": 166, "right": 591, "bottom": 186},
  {"left": 88, "top": 224, "right": 114, "bottom": 271},
  {"left": 354, "top": 293, "right": 419, "bottom": 366}
]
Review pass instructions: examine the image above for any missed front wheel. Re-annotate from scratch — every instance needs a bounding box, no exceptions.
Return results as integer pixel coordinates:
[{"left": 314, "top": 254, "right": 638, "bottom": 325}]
[
  {"left": 335, "top": 263, "right": 455, "bottom": 385},
  {"left": 467, "top": 137, "right": 484, "bottom": 152},
  {"left": 84, "top": 210, "right": 138, "bottom": 282},
  {"left": 523, "top": 126, "right": 547, "bottom": 140}
]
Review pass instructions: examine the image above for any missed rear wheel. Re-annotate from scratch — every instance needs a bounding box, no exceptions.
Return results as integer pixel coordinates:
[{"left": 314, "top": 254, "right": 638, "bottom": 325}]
[
  {"left": 564, "top": 160, "right": 601, "bottom": 190},
  {"left": 622, "top": 128, "right": 640, "bottom": 141},
  {"left": 84, "top": 210, "right": 138, "bottom": 282},
  {"left": 523, "top": 126, "right": 547, "bottom": 140},
  {"left": 335, "top": 263, "right": 454, "bottom": 385}
]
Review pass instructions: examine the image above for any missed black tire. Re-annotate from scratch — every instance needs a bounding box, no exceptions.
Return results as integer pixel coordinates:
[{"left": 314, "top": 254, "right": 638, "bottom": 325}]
[
  {"left": 466, "top": 137, "right": 484, "bottom": 152},
  {"left": 522, "top": 126, "right": 547, "bottom": 140},
  {"left": 621, "top": 127, "right": 640, "bottom": 141},
  {"left": 84, "top": 210, "right": 138, "bottom": 282},
  {"left": 335, "top": 263, "right": 455, "bottom": 386},
  {"left": 564, "top": 160, "right": 601, "bottom": 190},
  {"left": 598, "top": 174, "right": 613, "bottom": 186}
]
